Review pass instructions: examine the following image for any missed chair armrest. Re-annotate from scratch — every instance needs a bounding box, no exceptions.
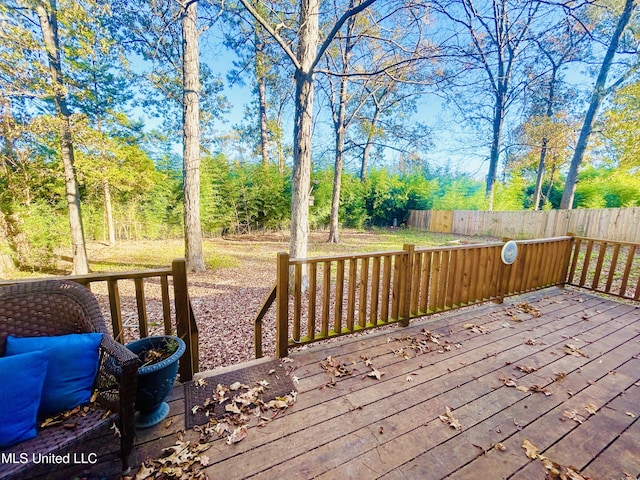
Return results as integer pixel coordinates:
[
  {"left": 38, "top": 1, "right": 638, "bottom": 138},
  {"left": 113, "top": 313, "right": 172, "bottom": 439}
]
[{"left": 95, "top": 335, "right": 140, "bottom": 470}]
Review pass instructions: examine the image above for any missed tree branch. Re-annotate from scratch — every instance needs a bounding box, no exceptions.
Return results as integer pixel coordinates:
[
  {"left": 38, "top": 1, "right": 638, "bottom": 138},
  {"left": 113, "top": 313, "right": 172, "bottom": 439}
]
[{"left": 237, "top": 0, "right": 300, "bottom": 69}]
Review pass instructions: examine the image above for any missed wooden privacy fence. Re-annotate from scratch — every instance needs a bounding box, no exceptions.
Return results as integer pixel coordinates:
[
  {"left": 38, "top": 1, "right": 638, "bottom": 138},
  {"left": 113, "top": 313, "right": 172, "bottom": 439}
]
[
  {"left": 255, "top": 236, "right": 575, "bottom": 358},
  {"left": 408, "top": 208, "right": 640, "bottom": 243},
  {"left": 0, "top": 259, "right": 198, "bottom": 381}
]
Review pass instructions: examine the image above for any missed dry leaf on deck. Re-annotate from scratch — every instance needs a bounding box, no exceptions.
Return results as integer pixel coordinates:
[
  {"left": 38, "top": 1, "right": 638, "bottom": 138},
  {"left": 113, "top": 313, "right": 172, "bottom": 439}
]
[
  {"left": 463, "top": 323, "right": 488, "bottom": 334},
  {"left": 563, "top": 409, "right": 585, "bottom": 424},
  {"left": 366, "top": 368, "right": 385, "bottom": 380},
  {"left": 554, "top": 372, "right": 567, "bottom": 382},
  {"left": 439, "top": 406, "right": 462, "bottom": 430},
  {"left": 226, "top": 426, "right": 248, "bottom": 444},
  {"left": 564, "top": 344, "right": 588, "bottom": 358},
  {"left": 529, "top": 384, "right": 552, "bottom": 396},
  {"left": 320, "top": 356, "right": 352, "bottom": 377},
  {"left": 521, "top": 439, "right": 539, "bottom": 459},
  {"left": 585, "top": 404, "right": 598, "bottom": 415},
  {"left": 515, "top": 365, "right": 538, "bottom": 374}
]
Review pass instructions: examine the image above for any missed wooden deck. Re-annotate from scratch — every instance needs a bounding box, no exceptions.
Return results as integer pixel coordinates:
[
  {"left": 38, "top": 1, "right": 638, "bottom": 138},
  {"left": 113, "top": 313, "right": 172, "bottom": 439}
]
[{"left": 98, "top": 287, "right": 639, "bottom": 479}]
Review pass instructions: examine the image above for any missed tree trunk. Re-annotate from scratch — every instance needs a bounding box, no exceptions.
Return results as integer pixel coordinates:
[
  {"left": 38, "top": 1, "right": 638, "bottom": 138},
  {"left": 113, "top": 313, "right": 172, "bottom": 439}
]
[
  {"left": 328, "top": 111, "right": 345, "bottom": 243},
  {"left": 289, "top": 0, "right": 319, "bottom": 266},
  {"left": 255, "top": 29, "right": 269, "bottom": 165},
  {"left": 361, "top": 102, "right": 381, "bottom": 181},
  {"left": 103, "top": 179, "right": 116, "bottom": 245},
  {"left": 534, "top": 60, "right": 559, "bottom": 211},
  {"left": 560, "top": 0, "right": 636, "bottom": 209},
  {"left": 328, "top": 10, "right": 356, "bottom": 243},
  {"left": 545, "top": 162, "right": 556, "bottom": 202},
  {"left": 486, "top": 88, "right": 505, "bottom": 211},
  {"left": 36, "top": 0, "right": 89, "bottom": 275},
  {"left": 182, "top": 0, "right": 205, "bottom": 272},
  {"left": 533, "top": 137, "right": 547, "bottom": 211}
]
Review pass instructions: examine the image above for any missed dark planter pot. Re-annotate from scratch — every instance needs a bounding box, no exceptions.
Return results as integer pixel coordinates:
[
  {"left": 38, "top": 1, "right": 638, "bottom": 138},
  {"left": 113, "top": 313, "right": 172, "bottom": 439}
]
[{"left": 126, "top": 335, "right": 186, "bottom": 429}]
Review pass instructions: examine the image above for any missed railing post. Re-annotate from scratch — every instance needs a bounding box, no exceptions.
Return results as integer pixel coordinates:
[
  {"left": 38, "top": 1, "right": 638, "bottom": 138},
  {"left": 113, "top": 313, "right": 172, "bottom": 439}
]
[
  {"left": 496, "top": 238, "right": 511, "bottom": 304},
  {"left": 276, "top": 252, "right": 290, "bottom": 358},
  {"left": 173, "top": 258, "right": 195, "bottom": 382},
  {"left": 400, "top": 244, "right": 414, "bottom": 327}
]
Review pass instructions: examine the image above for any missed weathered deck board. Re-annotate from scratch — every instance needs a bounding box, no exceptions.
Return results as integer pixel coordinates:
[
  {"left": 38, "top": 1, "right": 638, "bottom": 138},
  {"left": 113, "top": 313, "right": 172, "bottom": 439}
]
[{"left": 90, "top": 287, "right": 639, "bottom": 480}]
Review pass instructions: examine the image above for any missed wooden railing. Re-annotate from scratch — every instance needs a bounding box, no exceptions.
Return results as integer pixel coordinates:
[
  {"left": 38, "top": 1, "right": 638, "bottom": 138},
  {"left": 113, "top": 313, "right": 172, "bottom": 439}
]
[
  {"left": 255, "top": 236, "right": 574, "bottom": 357},
  {"left": 0, "top": 258, "right": 198, "bottom": 381},
  {"left": 567, "top": 237, "right": 640, "bottom": 301}
]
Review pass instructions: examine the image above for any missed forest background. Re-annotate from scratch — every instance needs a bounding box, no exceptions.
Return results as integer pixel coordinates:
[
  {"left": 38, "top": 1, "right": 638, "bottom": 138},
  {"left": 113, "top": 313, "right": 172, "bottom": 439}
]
[{"left": 1, "top": 0, "right": 640, "bottom": 277}]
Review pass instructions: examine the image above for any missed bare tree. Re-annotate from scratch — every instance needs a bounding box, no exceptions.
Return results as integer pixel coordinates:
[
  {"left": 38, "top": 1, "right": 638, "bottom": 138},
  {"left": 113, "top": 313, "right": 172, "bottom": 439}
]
[
  {"left": 527, "top": 19, "right": 588, "bottom": 210},
  {"left": 560, "top": 0, "right": 638, "bottom": 209},
  {"left": 321, "top": 0, "right": 435, "bottom": 242},
  {"left": 431, "top": 0, "right": 541, "bottom": 210},
  {"left": 238, "top": 0, "right": 379, "bottom": 266}
]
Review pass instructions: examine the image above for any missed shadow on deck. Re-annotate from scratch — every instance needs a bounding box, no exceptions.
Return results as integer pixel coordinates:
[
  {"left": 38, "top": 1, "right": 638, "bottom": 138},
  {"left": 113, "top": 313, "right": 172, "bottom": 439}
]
[{"left": 91, "top": 287, "right": 639, "bottom": 480}]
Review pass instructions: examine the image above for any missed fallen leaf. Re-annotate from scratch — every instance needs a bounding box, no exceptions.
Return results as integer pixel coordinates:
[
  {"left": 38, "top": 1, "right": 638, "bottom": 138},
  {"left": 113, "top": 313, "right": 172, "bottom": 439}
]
[
  {"left": 530, "top": 384, "right": 552, "bottom": 396},
  {"left": 366, "top": 368, "right": 385, "bottom": 380},
  {"left": 625, "top": 411, "right": 636, "bottom": 418},
  {"left": 229, "top": 381, "right": 248, "bottom": 391},
  {"left": 194, "top": 378, "right": 207, "bottom": 387},
  {"left": 564, "top": 344, "right": 588, "bottom": 358},
  {"left": 563, "top": 409, "right": 585, "bottom": 424},
  {"left": 226, "top": 426, "right": 248, "bottom": 444},
  {"left": 439, "top": 406, "right": 462, "bottom": 430},
  {"left": 320, "top": 356, "right": 352, "bottom": 377},
  {"left": 515, "top": 365, "right": 538, "bottom": 373},
  {"left": 225, "top": 402, "right": 242, "bottom": 414},
  {"left": 554, "top": 372, "right": 567, "bottom": 382},
  {"left": 585, "top": 404, "right": 598, "bottom": 415},
  {"left": 463, "top": 323, "right": 488, "bottom": 334},
  {"left": 516, "top": 385, "right": 530, "bottom": 393},
  {"left": 494, "top": 443, "right": 506, "bottom": 451},
  {"left": 521, "top": 439, "right": 539, "bottom": 459}
]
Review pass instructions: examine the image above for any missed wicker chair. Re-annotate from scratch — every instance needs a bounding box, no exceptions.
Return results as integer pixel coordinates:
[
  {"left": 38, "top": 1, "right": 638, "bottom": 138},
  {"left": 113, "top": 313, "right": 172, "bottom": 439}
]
[{"left": 0, "top": 280, "right": 140, "bottom": 479}]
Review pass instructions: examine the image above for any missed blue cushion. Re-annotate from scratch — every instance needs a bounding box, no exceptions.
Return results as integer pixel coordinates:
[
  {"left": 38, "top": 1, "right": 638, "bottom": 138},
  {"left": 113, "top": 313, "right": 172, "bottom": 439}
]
[
  {"left": 0, "top": 350, "right": 49, "bottom": 447},
  {"left": 5, "top": 333, "right": 103, "bottom": 415}
]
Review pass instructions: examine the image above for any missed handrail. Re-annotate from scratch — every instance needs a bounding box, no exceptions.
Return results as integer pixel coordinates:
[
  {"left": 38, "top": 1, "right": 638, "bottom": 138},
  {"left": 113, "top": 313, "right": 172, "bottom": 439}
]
[
  {"left": 265, "top": 236, "right": 575, "bottom": 358},
  {"left": 254, "top": 283, "right": 277, "bottom": 358},
  {"left": 567, "top": 237, "right": 639, "bottom": 301}
]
